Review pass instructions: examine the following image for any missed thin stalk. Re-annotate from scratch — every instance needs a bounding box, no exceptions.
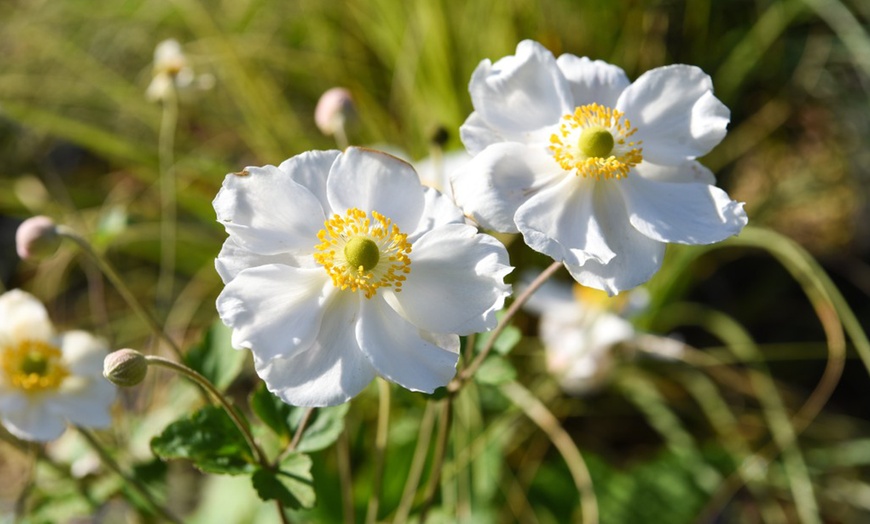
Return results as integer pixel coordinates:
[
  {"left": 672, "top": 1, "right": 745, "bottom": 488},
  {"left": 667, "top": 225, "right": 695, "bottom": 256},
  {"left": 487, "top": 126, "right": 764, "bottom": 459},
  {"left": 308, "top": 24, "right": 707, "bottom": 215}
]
[
  {"left": 156, "top": 86, "right": 179, "bottom": 316},
  {"left": 393, "top": 400, "right": 439, "bottom": 523},
  {"left": 337, "top": 428, "right": 355, "bottom": 524},
  {"left": 452, "top": 261, "right": 561, "bottom": 390},
  {"left": 277, "top": 407, "right": 316, "bottom": 463},
  {"left": 501, "top": 380, "right": 598, "bottom": 524},
  {"left": 56, "top": 227, "right": 184, "bottom": 361},
  {"left": 365, "top": 379, "right": 391, "bottom": 524},
  {"left": 144, "top": 356, "right": 268, "bottom": 467},
  {"left": 77, "top": 427, "right": 181, "bottom": 523},
  {"left": 418, "top": 398, "right": 452, "bottom": 523}
]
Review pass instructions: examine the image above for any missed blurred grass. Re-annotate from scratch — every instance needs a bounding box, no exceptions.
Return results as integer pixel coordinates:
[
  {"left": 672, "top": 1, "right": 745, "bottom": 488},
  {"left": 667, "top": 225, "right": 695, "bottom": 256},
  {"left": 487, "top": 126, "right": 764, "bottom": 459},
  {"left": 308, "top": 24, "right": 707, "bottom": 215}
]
[{"left": 1, "top": 0, "right": 870, "bottom": 522}]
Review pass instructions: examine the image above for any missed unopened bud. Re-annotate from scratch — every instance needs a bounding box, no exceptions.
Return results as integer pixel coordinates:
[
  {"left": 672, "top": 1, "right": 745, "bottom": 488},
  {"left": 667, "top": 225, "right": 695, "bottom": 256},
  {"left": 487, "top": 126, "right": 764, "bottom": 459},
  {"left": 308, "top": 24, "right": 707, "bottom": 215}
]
[
  {"left": 16, "top": 216, "right": 60, "bottom": 260},
  {"left": 103, "top": 349, "right": 149, "bottom": 387},
  {"left": 314, "top": 87, "right": 355, "bottom": 136}
]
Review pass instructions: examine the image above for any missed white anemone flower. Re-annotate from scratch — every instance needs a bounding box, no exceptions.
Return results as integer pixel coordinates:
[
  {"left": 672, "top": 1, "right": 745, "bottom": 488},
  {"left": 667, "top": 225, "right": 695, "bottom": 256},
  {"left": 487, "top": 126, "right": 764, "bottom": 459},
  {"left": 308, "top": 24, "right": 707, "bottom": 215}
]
[
  {"left": 522, "top": 276, "right": 641, "bottom": 394},
  {"left": 214, "top": 147, "right": 512, "bottom": 407},
  {"left": 0, "top": 290, "right": 115, "bottom": 441},
  {"left": 414, "top": 149, "right": 471, "bottom": 203},
  {"left": 453, "top": 40, "right": 748, "bottom": 295}
]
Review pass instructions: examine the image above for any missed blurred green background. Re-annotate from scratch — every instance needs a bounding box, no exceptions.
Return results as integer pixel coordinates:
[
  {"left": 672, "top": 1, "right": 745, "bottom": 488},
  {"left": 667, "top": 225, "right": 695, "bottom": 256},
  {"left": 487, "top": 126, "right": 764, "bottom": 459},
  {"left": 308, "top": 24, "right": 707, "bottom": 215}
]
[{"left": 1, "top": 0, "right": 869, "bottom": 522}]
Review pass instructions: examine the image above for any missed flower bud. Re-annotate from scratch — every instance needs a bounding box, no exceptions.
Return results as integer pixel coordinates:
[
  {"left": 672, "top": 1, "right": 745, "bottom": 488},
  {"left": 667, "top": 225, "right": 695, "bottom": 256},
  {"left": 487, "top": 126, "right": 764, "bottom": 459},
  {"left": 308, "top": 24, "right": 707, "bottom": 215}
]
[
  {"left": 16, "top": 216, "right": 61, "bottom": 260},
  {"left": 103, "top": 349, "right": 149, "bottom": 387},
  {"left": 314, "top": 87, "right": 355, "bottom": 136}
]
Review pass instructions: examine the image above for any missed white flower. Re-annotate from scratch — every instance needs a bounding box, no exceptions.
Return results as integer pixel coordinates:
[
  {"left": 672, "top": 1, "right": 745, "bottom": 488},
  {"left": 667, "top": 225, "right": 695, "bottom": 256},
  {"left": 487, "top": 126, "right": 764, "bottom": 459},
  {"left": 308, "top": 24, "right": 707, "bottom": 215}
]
[
  {"left": 414, "top": 149, "right": 471, "bottom": 203},
  {"left": 453, "top": 40, "right": 748, "bottom": 295},
  {"left": 522, "top": 275, "right": 640, "bottom": 394},
  {"left": 214, "top": 147, "right": 512, "bottom": 407},
  {"left": 145, "top": 39, "right": 212, "bottom": 102},
  {"left": 0, "top": 290, "right": 115, "bottom": 441}
]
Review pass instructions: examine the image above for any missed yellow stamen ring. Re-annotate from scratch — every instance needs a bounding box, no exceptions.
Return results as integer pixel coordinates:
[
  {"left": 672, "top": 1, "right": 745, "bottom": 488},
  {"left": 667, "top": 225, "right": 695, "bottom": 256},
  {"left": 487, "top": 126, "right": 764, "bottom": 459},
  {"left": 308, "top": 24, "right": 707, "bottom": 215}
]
[
  {"left": 314, "top": 208, "right": 412, "bottom": 299},
  {"left": 549, "top": 103, "right": 643, "bottom": 180},
  {"left": 1, "top": 339, "right": 69, "bottom": 393}
]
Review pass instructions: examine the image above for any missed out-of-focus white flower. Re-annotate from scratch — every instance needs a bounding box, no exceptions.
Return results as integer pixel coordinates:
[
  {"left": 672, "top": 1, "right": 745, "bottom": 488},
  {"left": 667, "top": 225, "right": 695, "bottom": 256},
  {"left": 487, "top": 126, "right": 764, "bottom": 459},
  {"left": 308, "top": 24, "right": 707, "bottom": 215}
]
[
  {"left": 145, "top": 39, "right": 212, "bottom": 102},
  {"left": 453, "top": 40, "right": 747, "bottom": 295},
  {"left": 315, "top": 87, "right": 355, "bottom": 139},
  {"left": 214, "top": 147, "right": 512, "bottom": 407},
  {"left": 522, "top": 274, "right": 644, "bottom": 394},
  {"left": 0, "top": 290, "right": 114, "bottom": 441},
  {"left": 414, "top": 149, "right": 471, "bottom": 202}
]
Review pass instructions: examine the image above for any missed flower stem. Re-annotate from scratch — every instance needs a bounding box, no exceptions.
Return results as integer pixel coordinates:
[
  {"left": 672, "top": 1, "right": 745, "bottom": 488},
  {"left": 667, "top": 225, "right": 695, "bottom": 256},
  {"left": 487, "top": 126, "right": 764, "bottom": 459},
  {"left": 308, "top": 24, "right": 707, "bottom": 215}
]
[
  {"left": 56, "top": 226, "right": 184, "bottom": 362},
  {"left": 417, "top": 398, "right": 452, "bottom": 522},
  {"left": 393, "top": 400, "right": 438, "bottom": 523},
  {"left": 452, "top": 261, "right": 562, "bottom": 391},
  {"left": 365, "top": 379, "right": 391, "bottom": 524},
  {"left": 77, "top": 427, "right": 182, "bottom": 523},
  {"left": 157, "top": 85, "right": 179, "bottom": 317},
  {"left": 144, "top": 355, "right": 268, "bottom": 468},
  {"left": 337, "top": 428, "right": 355, "bottom": 524},
  {"left": 277, "top": 407, "right": 316, "bottom": 463}
]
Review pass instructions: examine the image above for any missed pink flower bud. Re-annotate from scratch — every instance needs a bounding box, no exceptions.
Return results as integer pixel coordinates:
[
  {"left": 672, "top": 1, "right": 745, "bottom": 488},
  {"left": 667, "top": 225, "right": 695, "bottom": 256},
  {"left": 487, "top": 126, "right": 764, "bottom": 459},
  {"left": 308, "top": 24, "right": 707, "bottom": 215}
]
[
  {"left": 16, "top": 216, "right": 60, "bottom": 260},
  {"left": 315, "top": 87, "right": 355, "bottom": 136}
]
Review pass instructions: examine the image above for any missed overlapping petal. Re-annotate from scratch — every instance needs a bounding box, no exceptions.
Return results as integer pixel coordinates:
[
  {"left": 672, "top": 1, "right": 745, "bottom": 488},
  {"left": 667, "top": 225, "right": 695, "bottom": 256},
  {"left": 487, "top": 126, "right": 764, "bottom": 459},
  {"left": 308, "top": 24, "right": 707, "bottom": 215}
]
[
  {"left": 0, "top": 290, "right": 54, "bottom": 342},
  {"left": 1, "top": 397, "right": 66, "bottom": 441},
  {"left": 215, "top": 236, "right": 303, "bottom": 284},
  {"left": 556, "top": 54, "right": 629, "bottom": 108}
]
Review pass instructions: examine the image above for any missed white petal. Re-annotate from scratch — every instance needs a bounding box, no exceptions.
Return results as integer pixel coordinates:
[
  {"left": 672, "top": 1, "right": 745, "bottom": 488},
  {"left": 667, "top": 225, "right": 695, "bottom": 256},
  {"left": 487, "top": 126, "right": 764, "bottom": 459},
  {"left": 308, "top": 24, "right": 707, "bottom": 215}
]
[
  {"left": 563, "top": 182, "right": 666, "bottom": 295},
  {"left": 617, "top": 65, "right": 729, "bottom": 164},
  {"left": 459, "top": 111, "right": 505, "bottom": 156},
  {"left": 0, "top": 290, "right": 55, "bottom": 343},
  {"left": 451, "top": 143, "right": 563, "bottom": 233},
  {"left": 357, "top": 299, "right": 458, "bottom": 393},
  {"left": 389, "top": 224, "right": 511, "bottom": 335},
  {"left": 469, "top": 40, "right": 574, "bottom": 137},
  {"left": 407, "top": 187, "right": 466, "bottom": 242},
  {"left": 216, "top": 265, "right": 330, "bottom": 361},
  {"left": 1, "top": 397, "right": 66, "bottom": 441},
  {"left": 277, "top": 150, "right": 341, "bottom": 213},
  {"left": 414, "top": 150, "right": 471, "bottom": 201},
  {"left": 621, "top": 174, "right": 748, "bottom": 245},
  {"left": 634, "top": 159, "right": 716, "bottom": 185},
  {"left": 253, "top": 294, "right": 376, "bottom": 407},
  {"left": 515, "top": 176, "right": 616, "bottom": 267},
  {"left": 327, "top": 147, "right": 424, "bottom": 233},
  {"left": 57, "top": 331, "right": 107, "bottom": 377},
  {"left": 215, "top": 236, "right": 303, "bottom": 284},
  {"left": 52, "top": 377, "right": 114, "bottom": 428},
  {"left": 214, "top": 161, "right": 326, "bottom": 256},
  {"left": 555, "top": 54, "right": 629, "bottom": 108}
]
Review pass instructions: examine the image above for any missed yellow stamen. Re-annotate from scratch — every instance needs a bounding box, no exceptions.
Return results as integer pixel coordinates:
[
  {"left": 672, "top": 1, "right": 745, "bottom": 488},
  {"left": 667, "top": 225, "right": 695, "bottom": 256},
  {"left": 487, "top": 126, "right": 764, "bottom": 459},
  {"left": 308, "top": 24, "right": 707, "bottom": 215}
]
[
  {"left": 313, "top": 208, "right": 412, "bottom": 299},
  {"left": 1, "top": 339, "right": 69, "bottom": 393},
  {"left": 549, "top": 103, "right": 643, "bottom": 180}
]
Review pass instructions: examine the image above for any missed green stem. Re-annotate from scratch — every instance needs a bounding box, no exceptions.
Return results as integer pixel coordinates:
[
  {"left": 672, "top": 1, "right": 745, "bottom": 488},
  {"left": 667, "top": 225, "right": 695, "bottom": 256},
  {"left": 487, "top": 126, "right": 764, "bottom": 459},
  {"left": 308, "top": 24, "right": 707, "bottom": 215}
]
[
  {"left": 417, "top": 398, "right": 452, "bottom": 523},
  {"left": 393, "top": 400, "right": 438, "bottom": 523},
  {"left": 144, "top": 356, "right": 268, "bottom": 468},
  {"left": 56, "top": 227, "right": 184, "bottom": 361},
  {"left": 77, "top": 427, "right": 181, "bottom": 523},
  {"left": 365, "top": 379, "right": 391, "bottom": 524},
  {"left": 157, "top": 85, "right": 179, "bottom": 316}
]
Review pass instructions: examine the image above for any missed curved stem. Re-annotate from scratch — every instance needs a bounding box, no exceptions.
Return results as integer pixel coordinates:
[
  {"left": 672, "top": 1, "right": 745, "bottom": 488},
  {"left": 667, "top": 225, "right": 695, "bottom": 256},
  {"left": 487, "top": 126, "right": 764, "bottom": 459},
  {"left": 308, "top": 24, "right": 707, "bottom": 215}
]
[
  {"left": 500, "top": 381, "right": 598, "bottom": 524},
  {"left": 365, "top": 379, "right": 391, "bottom": 524},
  {"left": 452, "top": 261, "right": 561, "bottom": 391},
  {"left": 144, "top": 355, "right": 268, "bottom": 468},
  {"left": 56, "top": 227, "right": 184, "bottom": 361},
  {"left": 77, "top": 427, "right": 181, "bottom": 523}
]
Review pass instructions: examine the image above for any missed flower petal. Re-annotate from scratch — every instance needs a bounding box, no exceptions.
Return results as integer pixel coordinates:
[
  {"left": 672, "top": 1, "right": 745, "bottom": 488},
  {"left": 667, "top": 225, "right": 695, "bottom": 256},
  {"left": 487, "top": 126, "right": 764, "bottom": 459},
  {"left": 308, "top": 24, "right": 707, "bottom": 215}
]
[
  {"left": 0, "top": 396, "right": 66, "bottom": 441},
  {"left": 214, "top": 157, "right": 329, "bottom": 256},
  {"left": 253, "top": 294, "right": 376, "bottom": 407},
  {"left": 634, "top": 160, "right": 716, "bottom": 185},
  {"left": 617, "top": 65, "right": 729, "bottom": 164},
  {"left": 277, "top": 149, "right": 341, "bottom": 213},
  {"left": 459, "top": 111, "right": 505, "bottom": 156},
  {"left": 407, "top": 187, "right": 467, "bottom": 242},
  {"left": 357, "top": 299, "right": 458, "bottom": 393},
  {"left": 563, "top": 183, "right": 666, "bottom": 295},
  {"left": 52, "top": 377, "right": 114, "bottom": 428},
  {"left": 327, "top": 147, "right": 424, "bottom": 233},
  {"left": 58, "top": 331, "right": 107, "bottom": 377},
  {"left": 217, "top": 265, "right": 330, "bottom": 361},
  {"left": 621, "top": 174, "right": 748, "bottom": 245},
  {"left": 469, "top": 40, "right": 574, "bottom": 137},
  {"left": 451, "top": 143, "right": 563, "bottom": 233},
  {"left": 555, "top": 54, "right": 629, "bottom": 108},
  {"left": 0, "top": 290, "right": 55, "bottom": 343},
  {"left": 388, "top": 223, "right": 511, "bottom": 335},
  {"left": 215, "top": 236, "right": 304, "bottom": 284},
  {"left": 515, "top": 176, "right": 616, "bottom": 267}
]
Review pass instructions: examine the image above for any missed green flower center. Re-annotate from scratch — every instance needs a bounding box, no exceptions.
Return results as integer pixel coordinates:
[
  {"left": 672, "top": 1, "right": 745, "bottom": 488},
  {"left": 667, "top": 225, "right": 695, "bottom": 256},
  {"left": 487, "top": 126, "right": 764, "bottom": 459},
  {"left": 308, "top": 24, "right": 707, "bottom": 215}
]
[
  {"left": 20, "top": 352, "right": 49, "bottom": 376},
  {"left": 578, "top": 126, "right": 614, "bottom": 158},
  {"left": 344, "top": 237, "right": 380, "bottom": 272},
  {"left": 1, "top": 339, "right": 69, "bottom": 393}
]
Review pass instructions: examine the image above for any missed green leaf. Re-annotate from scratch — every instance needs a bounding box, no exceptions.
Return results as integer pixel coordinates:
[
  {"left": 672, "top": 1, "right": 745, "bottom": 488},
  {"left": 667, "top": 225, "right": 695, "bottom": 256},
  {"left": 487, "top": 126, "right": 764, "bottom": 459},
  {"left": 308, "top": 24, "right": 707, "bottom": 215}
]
[
  {"left": 474, "top": 323, "right": 522, "bottom": 356},
  {"left": 475, "top": 355, "right": 517, "bottom": 385},
  {"left": 185, "top": 321, "right": 246, "bottom": 391},
  {"left": 251, "top": 453, "right": 315, "bottom": 509},
  {"left": 296, "top": 404, "right": 350, "bottom": 453},
  {"left": 151, "top": 406, "right": 253, "bottom": 475},
  {"left": 250, "top": 384, "right": 293, "bottom": 440}
]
